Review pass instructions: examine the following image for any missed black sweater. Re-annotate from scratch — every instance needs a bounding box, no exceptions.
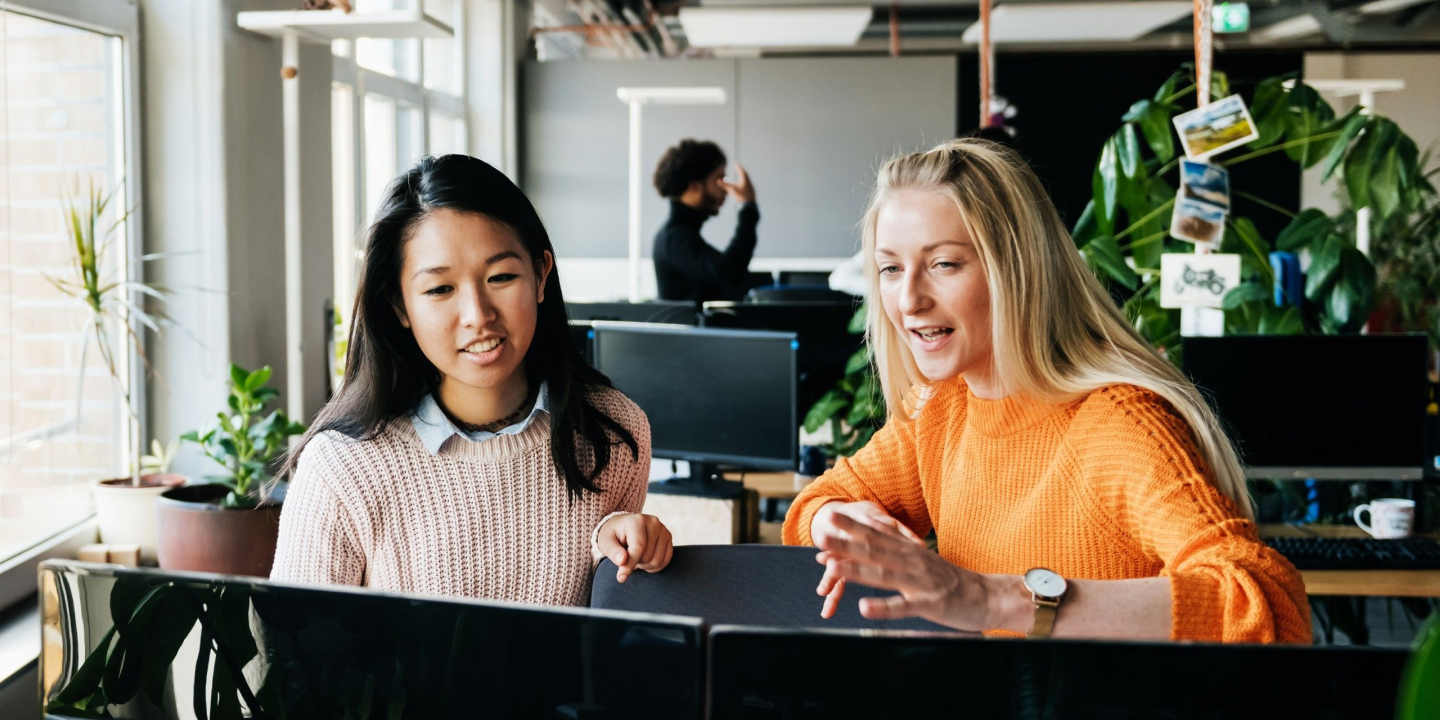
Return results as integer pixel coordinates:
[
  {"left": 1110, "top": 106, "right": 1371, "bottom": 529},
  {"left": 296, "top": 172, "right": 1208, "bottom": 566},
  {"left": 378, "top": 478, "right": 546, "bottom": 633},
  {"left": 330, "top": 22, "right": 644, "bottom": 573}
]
[{"left": 652, "top": 200, "right": 760, "bottom": 302}]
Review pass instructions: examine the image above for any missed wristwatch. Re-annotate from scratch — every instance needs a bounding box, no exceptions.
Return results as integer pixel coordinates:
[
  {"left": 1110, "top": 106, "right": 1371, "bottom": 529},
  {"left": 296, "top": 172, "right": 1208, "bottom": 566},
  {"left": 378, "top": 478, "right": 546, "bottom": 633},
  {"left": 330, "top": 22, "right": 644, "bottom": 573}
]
[{"left": 1022, "top": 568, "right": 1068, "bottom": 639}]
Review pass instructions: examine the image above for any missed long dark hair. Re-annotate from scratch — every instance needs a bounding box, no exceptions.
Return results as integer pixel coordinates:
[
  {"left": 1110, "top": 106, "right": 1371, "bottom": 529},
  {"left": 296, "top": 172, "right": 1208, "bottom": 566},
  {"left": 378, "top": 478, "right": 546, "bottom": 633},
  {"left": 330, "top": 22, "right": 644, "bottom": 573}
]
[{"left": 280, "top": 154, "right": 638, "bottom": 500}]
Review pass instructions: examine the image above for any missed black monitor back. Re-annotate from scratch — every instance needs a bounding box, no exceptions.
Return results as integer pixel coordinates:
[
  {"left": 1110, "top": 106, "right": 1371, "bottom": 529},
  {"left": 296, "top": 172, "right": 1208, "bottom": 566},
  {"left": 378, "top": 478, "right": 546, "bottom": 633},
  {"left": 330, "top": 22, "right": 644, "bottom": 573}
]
[
  {"left": 566, "top": 300, "right": 699, "bottom": 325},
  {"left": 592, "top": 322, "right": 798, "bottom": 469},
  {"left": 1182, "top": 334, "right": 1428, "bottom": 479},
  {"left": 39, "top": 561, "right": 705, "bottom": 720},
  {"left": 708, "top": 627, "right": 1408, "bottom": 719},
  {"left": 701, "top": 301, "right": 860, "bottom": 411}
]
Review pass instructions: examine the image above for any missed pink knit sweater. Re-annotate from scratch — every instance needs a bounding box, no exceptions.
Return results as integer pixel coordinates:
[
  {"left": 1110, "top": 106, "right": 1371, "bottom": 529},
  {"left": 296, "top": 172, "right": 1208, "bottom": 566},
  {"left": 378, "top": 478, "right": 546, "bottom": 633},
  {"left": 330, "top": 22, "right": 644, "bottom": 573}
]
[{"left": 270, "top": 388, "right": 651, "bottom": 606}]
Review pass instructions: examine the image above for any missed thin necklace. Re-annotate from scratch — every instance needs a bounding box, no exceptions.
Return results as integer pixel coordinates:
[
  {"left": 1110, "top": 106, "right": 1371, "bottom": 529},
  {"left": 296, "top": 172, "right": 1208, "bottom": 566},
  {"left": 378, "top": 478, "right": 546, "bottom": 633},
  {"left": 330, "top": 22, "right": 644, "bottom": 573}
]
[{"left": 441, "top": 383, "right": 539, "bottom": 435}]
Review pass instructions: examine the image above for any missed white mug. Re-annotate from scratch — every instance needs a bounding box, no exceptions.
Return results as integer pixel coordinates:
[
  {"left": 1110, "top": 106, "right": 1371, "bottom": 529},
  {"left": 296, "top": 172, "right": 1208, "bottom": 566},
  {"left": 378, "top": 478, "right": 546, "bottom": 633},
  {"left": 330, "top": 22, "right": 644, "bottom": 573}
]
[{"left": 1353, "top": 498, "right": 1415, "bottom": 540}]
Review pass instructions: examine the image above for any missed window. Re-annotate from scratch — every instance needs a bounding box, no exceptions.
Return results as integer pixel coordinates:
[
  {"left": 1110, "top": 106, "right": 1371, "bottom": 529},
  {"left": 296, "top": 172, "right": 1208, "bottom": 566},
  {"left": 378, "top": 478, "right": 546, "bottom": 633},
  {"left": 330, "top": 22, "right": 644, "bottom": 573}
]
[
  {"left": 0, "top": 3, "right": 139, "bottom": 566},
  {"left": 331, "top": 0, "right": 466, "bottom": 379}
]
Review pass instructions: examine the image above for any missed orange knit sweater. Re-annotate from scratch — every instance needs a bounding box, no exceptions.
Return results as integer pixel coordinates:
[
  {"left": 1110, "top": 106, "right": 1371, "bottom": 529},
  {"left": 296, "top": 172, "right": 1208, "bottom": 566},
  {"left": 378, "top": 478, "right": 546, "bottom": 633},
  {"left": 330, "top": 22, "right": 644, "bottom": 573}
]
[{"left": 783, "top": 379, "right": 1312, "bottom": 644}]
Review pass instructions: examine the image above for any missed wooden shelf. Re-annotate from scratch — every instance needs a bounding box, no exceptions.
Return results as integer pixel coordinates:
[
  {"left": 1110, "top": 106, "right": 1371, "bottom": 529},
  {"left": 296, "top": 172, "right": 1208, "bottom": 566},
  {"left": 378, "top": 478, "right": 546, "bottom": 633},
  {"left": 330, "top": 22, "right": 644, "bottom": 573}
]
[{"left": 237, "top": 9, "right": 453, "bottom": 42}]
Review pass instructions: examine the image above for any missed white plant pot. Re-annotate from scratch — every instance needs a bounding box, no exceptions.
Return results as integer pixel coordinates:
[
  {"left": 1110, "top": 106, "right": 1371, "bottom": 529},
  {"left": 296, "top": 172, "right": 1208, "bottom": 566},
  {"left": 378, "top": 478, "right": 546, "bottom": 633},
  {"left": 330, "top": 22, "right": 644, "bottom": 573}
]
[{"left": 91, "top": 474, "right": 187, "bottom": 564}]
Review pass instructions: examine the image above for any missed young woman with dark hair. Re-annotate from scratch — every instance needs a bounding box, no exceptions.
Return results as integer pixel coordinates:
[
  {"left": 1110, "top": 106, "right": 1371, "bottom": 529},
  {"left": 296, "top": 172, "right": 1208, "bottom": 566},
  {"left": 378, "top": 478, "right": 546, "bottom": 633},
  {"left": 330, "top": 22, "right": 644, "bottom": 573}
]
[{"left": 271, "top": 154, "right": 672, "bottom": 605}]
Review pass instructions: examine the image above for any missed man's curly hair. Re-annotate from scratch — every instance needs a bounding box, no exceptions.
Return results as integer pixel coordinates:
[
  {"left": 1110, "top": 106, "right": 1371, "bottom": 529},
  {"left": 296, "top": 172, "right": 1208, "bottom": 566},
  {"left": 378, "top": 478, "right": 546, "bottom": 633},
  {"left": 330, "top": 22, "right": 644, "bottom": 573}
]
[{"left": 652, "top": 139, "right": 726, "bottom": 199}]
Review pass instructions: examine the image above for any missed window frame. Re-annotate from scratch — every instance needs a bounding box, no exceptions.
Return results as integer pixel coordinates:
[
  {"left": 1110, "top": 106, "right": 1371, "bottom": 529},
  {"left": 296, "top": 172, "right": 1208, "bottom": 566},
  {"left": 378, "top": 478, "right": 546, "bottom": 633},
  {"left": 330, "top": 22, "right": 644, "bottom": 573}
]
[
  {"left": 0, "top": 0, "right": 144, "bottom": 613},
  {"left": 331, "top": 0, "right": 467, "bottom": 330}
]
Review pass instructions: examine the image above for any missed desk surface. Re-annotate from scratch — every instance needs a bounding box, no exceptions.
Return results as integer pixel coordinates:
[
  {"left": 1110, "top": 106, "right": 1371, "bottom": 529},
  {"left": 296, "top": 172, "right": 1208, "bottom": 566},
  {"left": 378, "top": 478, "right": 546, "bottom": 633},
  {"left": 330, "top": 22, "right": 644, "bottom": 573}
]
[{"left": 743, "top": 484, "right": 1440, "bottom": 597}]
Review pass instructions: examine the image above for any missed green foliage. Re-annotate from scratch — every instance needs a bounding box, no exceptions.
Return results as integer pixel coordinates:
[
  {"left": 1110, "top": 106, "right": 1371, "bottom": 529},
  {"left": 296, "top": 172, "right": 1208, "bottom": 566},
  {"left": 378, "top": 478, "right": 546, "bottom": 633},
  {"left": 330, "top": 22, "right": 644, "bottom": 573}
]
[
  {"left": 181, "top": 364, "right": 305, "bottom": 508},
  {"left": 47, "top": 181, "right": 186, "bottom": 454},
  {"left": 802, "top": 303, "right": 886, "bottom": 457},
  {"left": 46, "top": 577, "right": 258, "bottom": 718},
  {"left": 1396, "top": 608, "right": 1440, "bottom": 719},
  {"left": 1079, "top": 65, "right": 1435, "bottom": 344}
]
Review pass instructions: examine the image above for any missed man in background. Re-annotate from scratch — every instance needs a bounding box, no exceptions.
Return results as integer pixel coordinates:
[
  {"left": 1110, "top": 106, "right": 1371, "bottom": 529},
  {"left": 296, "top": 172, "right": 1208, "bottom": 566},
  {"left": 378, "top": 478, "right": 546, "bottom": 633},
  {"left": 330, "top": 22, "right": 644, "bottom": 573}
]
[{"left": 651, "top": 139, "right": 760, "bottom": 302}]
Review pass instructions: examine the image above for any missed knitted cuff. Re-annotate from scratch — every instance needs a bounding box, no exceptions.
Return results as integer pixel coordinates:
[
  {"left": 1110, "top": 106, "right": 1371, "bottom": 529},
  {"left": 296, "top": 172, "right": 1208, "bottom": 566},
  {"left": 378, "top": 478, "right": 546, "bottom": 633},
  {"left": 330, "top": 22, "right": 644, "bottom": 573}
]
[
  {"left": 591, "top": 510, "right": 633, "bottom": 565},
  {"left": 1168, "top": 572, "right": 1225, "bottom": 642}
]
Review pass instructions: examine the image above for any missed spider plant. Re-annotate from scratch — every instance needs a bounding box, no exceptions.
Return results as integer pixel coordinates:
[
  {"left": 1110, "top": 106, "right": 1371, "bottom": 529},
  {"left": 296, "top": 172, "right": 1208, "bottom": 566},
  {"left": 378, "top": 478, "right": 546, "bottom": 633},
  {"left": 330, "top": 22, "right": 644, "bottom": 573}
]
[{"left": 46, "top": 181, "right": 180, "bottom": 485}]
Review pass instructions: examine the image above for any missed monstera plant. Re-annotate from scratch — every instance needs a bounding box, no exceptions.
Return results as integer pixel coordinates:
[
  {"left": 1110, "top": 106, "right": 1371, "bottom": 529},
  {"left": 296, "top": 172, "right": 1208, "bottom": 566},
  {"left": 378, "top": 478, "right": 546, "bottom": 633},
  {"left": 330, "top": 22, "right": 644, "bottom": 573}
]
[
  {"left": 1074, "top": 64, "right": 1435, "bottom": 354},
  {"left": 804, "top": 304, "right": 886, "bottom": 457}
]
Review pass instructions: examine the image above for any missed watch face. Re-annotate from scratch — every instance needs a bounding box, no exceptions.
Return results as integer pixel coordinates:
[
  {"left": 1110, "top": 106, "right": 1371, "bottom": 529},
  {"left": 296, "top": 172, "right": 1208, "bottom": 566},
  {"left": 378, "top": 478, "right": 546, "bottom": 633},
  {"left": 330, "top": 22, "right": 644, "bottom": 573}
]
[{"left": 1024, "top": 568, "right": 1067, "bottom": 598}]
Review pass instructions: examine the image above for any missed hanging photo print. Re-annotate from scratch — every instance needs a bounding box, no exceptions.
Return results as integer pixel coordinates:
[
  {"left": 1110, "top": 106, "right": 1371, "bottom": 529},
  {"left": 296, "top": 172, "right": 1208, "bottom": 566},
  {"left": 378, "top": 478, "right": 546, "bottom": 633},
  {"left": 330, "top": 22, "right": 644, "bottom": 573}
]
[
  {"left": 1179, "top": 159, "right": 1230, "bottom": 212},
  {"left": 1171, "top": 94, "right": 1259, "bottom": 159},
  {"left": 1170, "top": 198, "right": 1226, "bottom": 245},
  {"left": 1160, "top": 252, "right": 1240, "bottom": 308}
]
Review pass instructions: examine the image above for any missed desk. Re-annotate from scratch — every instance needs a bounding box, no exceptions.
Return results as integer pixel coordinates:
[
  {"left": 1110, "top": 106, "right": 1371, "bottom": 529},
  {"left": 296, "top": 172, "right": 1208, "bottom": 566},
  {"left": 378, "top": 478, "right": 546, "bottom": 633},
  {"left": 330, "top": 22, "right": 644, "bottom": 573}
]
[{"left": 1260, "top": 523, "right": 1440, "bottom": 598}]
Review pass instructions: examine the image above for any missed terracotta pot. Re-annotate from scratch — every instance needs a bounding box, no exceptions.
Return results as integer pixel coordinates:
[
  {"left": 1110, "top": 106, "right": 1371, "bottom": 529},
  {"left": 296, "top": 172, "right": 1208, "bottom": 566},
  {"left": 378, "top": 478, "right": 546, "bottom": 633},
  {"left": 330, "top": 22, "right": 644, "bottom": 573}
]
[
  {"left": 92, "top": 474, "right": 188, "bottom": 564},
  {"left": 155, "top": 484, "right": 282, "bottom": 578}
]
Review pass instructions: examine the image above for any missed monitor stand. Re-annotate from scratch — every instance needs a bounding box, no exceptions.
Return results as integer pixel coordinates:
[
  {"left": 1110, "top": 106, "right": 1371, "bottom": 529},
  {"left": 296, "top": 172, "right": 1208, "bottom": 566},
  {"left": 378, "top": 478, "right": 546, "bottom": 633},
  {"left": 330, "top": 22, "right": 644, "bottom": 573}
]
[{"left": 649, "top": 462, "right": 745, "bottom": 499}]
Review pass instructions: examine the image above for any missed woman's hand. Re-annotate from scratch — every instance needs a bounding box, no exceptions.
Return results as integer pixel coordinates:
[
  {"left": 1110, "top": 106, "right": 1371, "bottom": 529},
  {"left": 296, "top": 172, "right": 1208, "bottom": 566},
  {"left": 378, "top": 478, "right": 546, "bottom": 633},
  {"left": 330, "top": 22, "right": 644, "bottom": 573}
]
[
  {"left": 810, "top": 501, "right": 924, "bottom": 618},
  {"left": 816, "top": 513, "right": 1001, "bottom": 631},
  {"left": 596, "top": 513, "right": 674, "bottom": 583}
]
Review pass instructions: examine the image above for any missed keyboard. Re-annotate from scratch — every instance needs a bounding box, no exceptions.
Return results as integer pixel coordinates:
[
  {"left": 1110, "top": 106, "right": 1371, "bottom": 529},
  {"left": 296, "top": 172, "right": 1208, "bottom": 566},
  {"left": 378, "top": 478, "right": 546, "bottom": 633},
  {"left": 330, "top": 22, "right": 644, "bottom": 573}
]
[{"left": 1263, "top": 536, "right": 1440, "bottom": 570}]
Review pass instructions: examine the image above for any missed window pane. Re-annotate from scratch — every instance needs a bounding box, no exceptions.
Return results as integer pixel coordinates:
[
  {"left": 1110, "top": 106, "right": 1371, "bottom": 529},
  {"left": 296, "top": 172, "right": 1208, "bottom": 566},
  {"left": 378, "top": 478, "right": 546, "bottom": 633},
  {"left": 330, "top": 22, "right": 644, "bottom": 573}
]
[
  {"left": 423, "top": 0, "right": 458, "bottom": 94},
  {"left": 0, "top": 11, "right": 128, "bottom": 561},
  {"left": 363, "top": 94, "right": 397, "bottom": 221},
  {"left": 355, "top": 0, "right": 419, "bottom": 82},
  {"left": 428, "top": 112, "right": 464, "bottom": 156},
  {"left": 398, "top": 104, "right": 423, "bottom": 167},
  {"left": 332, "top": 85, "right": 357, "bottom": 392}
]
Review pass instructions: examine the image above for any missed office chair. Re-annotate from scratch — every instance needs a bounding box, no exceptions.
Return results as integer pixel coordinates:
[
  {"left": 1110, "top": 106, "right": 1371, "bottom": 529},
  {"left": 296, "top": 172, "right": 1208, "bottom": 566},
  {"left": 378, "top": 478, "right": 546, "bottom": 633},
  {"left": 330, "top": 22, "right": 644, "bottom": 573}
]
[{"left": 590, "top": 545, "right": 952, "bottom": 632}]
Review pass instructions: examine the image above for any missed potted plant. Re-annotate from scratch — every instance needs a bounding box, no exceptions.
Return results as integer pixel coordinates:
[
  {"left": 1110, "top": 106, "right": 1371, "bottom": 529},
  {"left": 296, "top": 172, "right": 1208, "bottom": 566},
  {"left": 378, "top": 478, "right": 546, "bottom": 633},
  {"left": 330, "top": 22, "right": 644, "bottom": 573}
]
[
  {"left": 50, "top": 181, "right": 188, "bottom": 562},
  {"left": 156, "top": 363, "right": 306, "bottom": 577}
]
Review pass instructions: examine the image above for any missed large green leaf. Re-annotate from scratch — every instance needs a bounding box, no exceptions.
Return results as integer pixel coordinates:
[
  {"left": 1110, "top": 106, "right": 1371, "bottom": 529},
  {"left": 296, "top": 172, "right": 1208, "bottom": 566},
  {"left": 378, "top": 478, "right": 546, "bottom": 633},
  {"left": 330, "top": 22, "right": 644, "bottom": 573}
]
[
  {"left": 1326, "top": 246, "right": 1377, "bottom": 332},
  {"left": 1261, "top": 305, "right": 1305, "bottom": 335},
  {"left": 49, "top": 627, "right": 116, "bottom": 707},
  {"left": 1344, "top": 124, "right": 1377, "bottom": 210},
  {"left": 1283, "top": 84, "right": 1335, "bottom": 166},
  {"left": 1304, "top": 235, "right": 1344, "bottom": 302},
  {"left": 1365, "top": 118, "right": 1402, "bottom": 219},
  {"left": 1124, "top": 99, "right": 1176, "bottom": 163},
  {"left": 244, "top": 366, "right": 273, "bottom": 393},
  {"left": 1319, "top": 111, "right": 1369, "bottom": 183},
  {"left": 803, "top": 390, "right": 848, "bottom": 434},
  {"left": 1117, "top": 124, "right": 1142, "bottom": 180},
  {"left": 1275, "top": 208, "right": 1332, "bottom": 251},
  {"left": 1222, "top": 282, "right": 1269, "bottom": 310},
  {"left": 1071, "top": 200, "right": 1099, "bottom": 247},
  {"left": 1092, "top": 136, "right": 1120, "bottom": 234},
  {"left": 1083, "top": 234, "right": 1138, "bottom": 290},
  {"left": 1248, "top": 75, "right": 1290, "bottom": 148},
  {"left": 843, "top": 347, "right": 870, "bottom": 375},
  {"left": 229, "top": 363, "right": 249, "bottom": 389}
]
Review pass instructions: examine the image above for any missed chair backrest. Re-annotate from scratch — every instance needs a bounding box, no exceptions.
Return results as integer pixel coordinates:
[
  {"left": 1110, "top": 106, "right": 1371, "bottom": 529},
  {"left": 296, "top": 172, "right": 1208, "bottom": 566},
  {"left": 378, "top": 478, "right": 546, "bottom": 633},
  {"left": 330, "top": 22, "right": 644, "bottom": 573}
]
[{"left": 590, "top": 545, "right": 950, "bottom": 632}]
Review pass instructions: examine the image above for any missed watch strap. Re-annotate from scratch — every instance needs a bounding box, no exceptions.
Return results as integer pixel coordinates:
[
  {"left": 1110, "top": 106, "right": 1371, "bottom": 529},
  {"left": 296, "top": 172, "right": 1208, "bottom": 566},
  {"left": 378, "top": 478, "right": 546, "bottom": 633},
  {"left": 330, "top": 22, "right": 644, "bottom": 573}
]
[{"left": 1029, "top": 597, "right": 1060, "bottom": 638}]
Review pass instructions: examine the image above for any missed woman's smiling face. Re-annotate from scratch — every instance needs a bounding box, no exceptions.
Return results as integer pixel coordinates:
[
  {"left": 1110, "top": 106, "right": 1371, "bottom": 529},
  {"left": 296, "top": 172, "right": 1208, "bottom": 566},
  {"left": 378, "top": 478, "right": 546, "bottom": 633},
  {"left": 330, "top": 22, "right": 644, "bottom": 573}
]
[
  {"left": 394, "top": 208, "right": 552, "bottom": 393},
  {"left": 874, "top": 189, "right": 994, "bottom": 388}
]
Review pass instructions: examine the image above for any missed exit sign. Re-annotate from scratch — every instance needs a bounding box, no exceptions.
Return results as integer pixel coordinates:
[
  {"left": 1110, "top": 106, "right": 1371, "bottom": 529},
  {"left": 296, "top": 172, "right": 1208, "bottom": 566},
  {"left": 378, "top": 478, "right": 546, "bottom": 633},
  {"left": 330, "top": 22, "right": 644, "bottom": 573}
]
[{"left": 1213, "top": 2, "right": 1250, "bottom": 33}]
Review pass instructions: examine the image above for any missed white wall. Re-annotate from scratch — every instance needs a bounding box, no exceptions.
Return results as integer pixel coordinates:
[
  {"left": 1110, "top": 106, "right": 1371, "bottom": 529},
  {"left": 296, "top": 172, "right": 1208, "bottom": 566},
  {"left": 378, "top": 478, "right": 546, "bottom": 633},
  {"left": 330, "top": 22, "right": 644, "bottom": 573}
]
[
  {"left": 1301, "top": 51, "right": 1440, "bottom": 216},
  {"left": 142, "top": 0, "right": 332, "bottom": 474}
]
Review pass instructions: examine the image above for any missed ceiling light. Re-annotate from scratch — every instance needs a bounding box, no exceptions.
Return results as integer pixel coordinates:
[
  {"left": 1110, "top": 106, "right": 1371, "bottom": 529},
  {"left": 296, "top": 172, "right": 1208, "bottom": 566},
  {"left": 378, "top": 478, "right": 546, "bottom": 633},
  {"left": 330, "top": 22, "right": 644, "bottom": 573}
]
[
  {"left": 678, "top": 7, "right": 874, "bottom": 48},
  {"left": 1357, "top": 0, "right": 1433, "bottom": 14},
  {"left": 1253, "top": 13, "right": 1322, "bottom": 41},
  {"left": 959, "top": 1, "right": 1192, "bottom": 43}
]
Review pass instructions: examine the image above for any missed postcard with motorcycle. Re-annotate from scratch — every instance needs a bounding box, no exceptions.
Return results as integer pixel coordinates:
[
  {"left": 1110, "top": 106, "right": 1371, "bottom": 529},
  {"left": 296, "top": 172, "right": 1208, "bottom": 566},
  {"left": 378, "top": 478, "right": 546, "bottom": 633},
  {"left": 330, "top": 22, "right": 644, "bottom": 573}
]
[{"left": 1160, "top": 251, "right": 1240, "bottom": 308}]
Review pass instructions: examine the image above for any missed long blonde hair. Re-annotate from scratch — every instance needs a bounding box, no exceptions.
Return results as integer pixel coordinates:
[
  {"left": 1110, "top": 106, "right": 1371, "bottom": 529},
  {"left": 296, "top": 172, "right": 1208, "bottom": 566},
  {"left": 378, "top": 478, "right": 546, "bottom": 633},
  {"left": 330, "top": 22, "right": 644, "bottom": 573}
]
[{"left": 861, "top": 138, "right": 1252, "bottom": 518}]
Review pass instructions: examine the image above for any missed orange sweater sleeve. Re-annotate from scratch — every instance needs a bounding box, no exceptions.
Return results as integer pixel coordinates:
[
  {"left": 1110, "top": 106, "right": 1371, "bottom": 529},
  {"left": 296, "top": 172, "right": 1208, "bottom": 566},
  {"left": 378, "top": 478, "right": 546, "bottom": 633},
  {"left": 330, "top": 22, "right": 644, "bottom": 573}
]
[
  {"left": 782, "top": 409, "right": 933, "bottom": 547},
  {"left": 1082, "top": 388, "right": 1311, "bottom": 644}
]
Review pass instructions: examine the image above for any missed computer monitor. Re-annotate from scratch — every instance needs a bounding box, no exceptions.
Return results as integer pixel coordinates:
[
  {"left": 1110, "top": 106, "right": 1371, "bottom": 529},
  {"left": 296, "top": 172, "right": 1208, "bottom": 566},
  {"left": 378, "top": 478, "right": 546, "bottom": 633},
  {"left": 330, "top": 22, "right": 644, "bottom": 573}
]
[
  {"left": 707, "top": 627, "right": 1409, "bottom": 719},
  {"left": 701, "top": 300, "right": 861, "bottom": 412},
  {"left": 568, "top": 320, "right": 593, "bottom": 366},
  {"left": 566, "top": 300, "right": 698, "bottom": 325},
  {"left": 39, "top": 561, "right": 705, "bottom": 720},
  {"left": 591, "top": 322, "right": 798, "bottom": 498},
  {"left": 1182, "top": 334, "right": 1429, "bottom": 480}
]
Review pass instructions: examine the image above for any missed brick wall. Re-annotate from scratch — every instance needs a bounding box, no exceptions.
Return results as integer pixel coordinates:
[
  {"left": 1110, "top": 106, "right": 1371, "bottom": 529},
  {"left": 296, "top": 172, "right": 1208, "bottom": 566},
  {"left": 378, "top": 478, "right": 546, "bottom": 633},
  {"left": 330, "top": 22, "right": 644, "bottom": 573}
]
[{"left": 0, "top": 11, "right": 126, "bottom": 558}]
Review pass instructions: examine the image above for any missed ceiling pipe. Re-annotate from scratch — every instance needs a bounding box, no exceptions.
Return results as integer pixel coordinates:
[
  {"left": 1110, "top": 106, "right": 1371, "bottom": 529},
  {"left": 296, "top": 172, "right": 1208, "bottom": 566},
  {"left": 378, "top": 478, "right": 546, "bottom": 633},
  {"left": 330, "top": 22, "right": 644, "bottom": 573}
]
[{"left": 890, "top": 2, "right": 902, "bottom": 56}]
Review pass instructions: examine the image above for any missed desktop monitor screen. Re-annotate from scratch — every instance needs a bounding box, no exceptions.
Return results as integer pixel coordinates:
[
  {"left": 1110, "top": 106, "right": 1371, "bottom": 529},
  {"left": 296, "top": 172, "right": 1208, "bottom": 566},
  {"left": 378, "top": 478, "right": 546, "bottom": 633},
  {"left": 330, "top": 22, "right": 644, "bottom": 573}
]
[
  {"left": 592, "top": 322, "right": 798, "bottom": 469},
  {"left": 1182, "top": 334, "right": 1429, "bottom": 479},
  {"left": 701, "top": 301, "right": 861, "bottom": 411},
  {"left": 39, "top": 561, "right": 705, "bottom": 720},
  {"left": 708, "top": 627, "right": 1408, "bottom": 719},
  {"left": 566, "top": 300, "right": 698, "bottom": 325}
]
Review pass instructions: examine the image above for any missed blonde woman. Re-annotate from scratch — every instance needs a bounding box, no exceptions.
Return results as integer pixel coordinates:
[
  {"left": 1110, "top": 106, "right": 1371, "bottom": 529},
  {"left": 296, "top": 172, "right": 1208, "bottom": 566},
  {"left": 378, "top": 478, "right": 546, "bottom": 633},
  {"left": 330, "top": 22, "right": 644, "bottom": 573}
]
[{"left": 782, "top": 139, "right": 1310, "bottom": 643}]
